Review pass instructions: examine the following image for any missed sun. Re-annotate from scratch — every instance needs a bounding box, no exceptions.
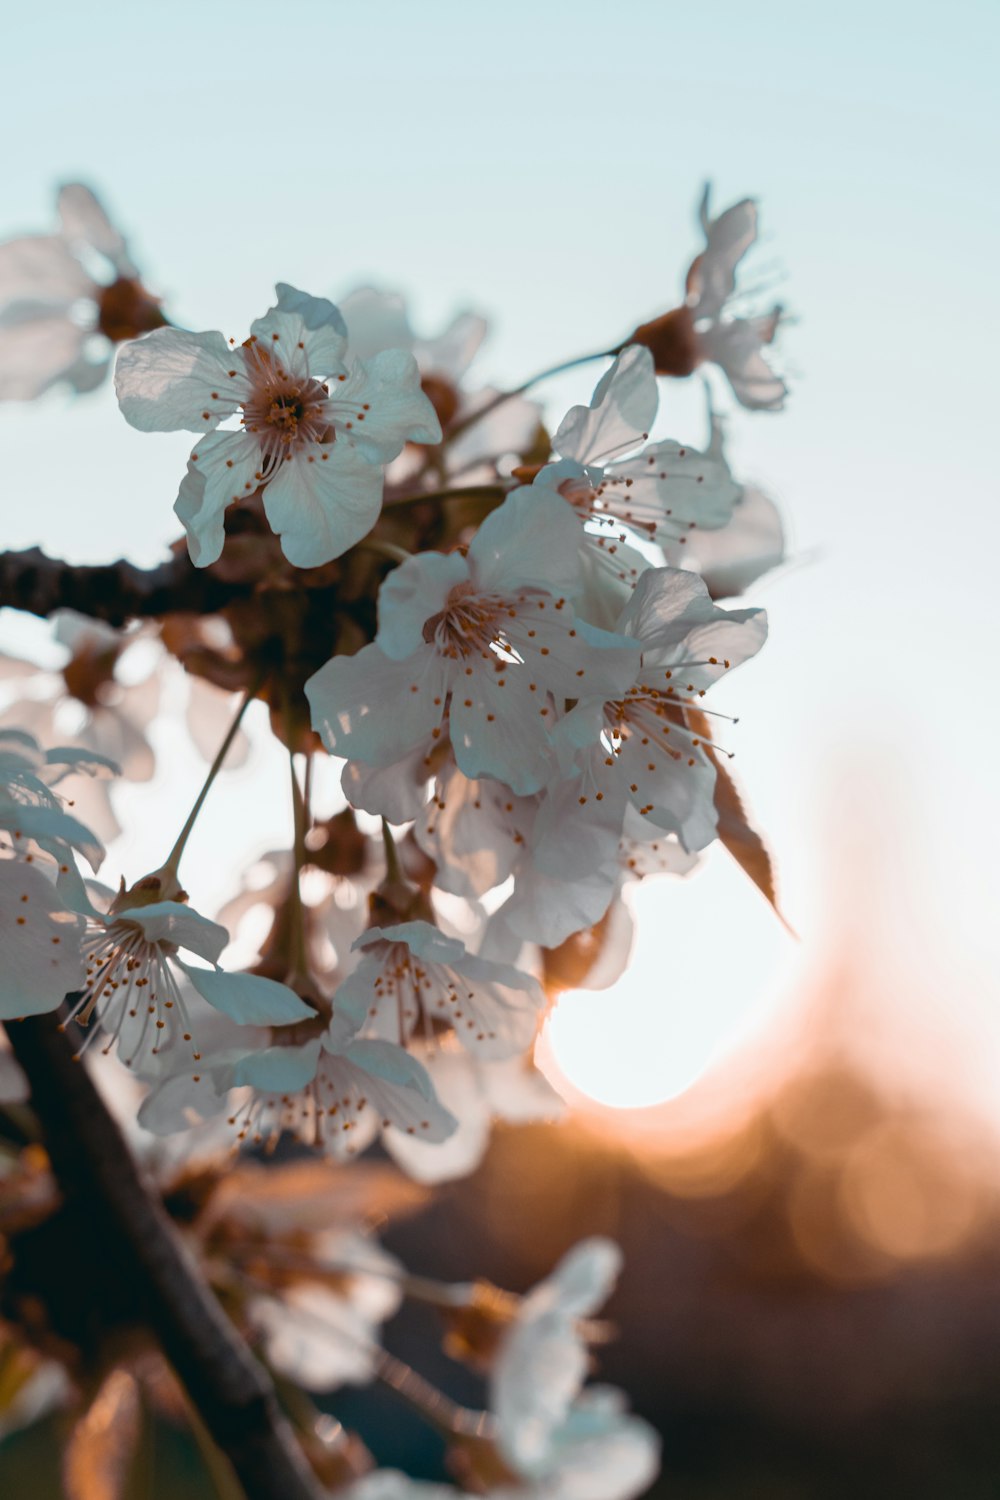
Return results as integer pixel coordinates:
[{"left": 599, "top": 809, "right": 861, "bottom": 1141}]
[{"left": 539, "top": 867, "right": 788, "bottom": 1112}]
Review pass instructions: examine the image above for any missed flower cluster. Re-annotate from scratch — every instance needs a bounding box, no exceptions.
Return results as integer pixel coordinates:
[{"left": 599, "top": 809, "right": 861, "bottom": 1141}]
[{"left": 0, "top": 179, "right": 793, "bottom": 1498}]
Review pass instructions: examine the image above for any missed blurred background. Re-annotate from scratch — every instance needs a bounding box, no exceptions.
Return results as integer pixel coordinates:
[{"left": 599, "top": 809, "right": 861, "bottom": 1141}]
[{"left": 2, "top": 0, "right": 1000, "bottom": 1494}]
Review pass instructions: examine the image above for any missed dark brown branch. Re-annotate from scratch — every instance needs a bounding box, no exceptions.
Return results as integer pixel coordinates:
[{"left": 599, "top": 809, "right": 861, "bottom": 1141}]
[
  {"left": 0, "top": 546, "right": 248, "bottom": 626},
  {"left": 3, "top": 1014, "right": 325, "bottom": 1500}
]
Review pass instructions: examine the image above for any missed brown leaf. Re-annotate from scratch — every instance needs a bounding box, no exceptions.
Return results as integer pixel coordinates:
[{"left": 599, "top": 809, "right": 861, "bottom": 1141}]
[{"left": 709, "top": 749, "right": 793, "bottom": 933}]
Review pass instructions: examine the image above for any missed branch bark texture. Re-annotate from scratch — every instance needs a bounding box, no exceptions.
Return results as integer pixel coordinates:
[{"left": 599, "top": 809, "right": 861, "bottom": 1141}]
[
  {"left": 4, "top": 1014, "right": 325, "bottom": 1500},
  {"left": 0, "top": 546, "right": 247, "bottom": 626}
]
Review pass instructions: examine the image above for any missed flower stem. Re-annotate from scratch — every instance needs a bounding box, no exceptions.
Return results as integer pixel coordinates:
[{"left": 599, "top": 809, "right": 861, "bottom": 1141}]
[
  {"left": 381, "top": 481, "right": 508, "bottom": 510},
  {"left": 162, "top": 688, "right": 255, "bottom": 879},
  {"left": 381, "top": 818, "right": 403, "bottom": 884},
  {"left": 355, "top": 537, "right": 412, "bottom": 564},
  {"left": 288, "top": 752, "right": 310, "bottom": 980},
  {"left": 444, "top": 346, "right": 619, "bottom": 444},
  {"left": 376, "top": 1349, "right": 491, "bottom": 1438}
]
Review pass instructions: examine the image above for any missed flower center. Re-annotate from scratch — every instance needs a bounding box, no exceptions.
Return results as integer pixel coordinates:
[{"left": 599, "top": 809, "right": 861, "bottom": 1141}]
[
  {"left": 241, "top": 343, "right": 330, "bottom": 465},
  {"left": 423, "top": 583, "right": 513, "bottom": 661}
]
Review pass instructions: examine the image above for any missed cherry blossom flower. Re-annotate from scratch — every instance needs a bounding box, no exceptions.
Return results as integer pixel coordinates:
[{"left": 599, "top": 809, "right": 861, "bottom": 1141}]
[
  {"left": 534, "top": 566, "right": 766, "bottom": 868},
  {"left": 0, "top": 729, "right": 114, "bottom": 1019},
  {"left": 62, "top": 886, "right": 314, "bottom": 1069},
  {"left": 0, "top": 183, "right": 164, "bottom": 400},
  {"left": 685, "top": 185, "right": 787, "bottom": 411},
  {"left": 629, "top": 185, "right": 787, "bottom": 412},
  {"left": 333, "top": 920, "right": 544, "bottom": 1060},
  {"left": 141, "top": 991, "right": 458, "bottom": 1164},
  {"left": 115, "top": 282, "right": 442, "bottom": 568},
  {"left": 536, "top": 344, "right": 740, "bottom": 595},
  {"left": 230, "top": 1024, "right": 458, "bottom": 1161},
  {"left": 447, "top": 1240, "right": 660, "bottom": 1500},
  {"left": 306, "top": 487, "right": 640, "bottom": 797}
]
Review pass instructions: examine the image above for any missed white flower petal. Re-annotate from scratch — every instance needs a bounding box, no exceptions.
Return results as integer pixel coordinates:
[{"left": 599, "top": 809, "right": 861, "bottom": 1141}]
[
  {"left": 179, "top": 964, "right": 315, "bottom": 1025},
  {"left": 261, "top": 439, "right": 384, "bottom": 568},
  {"left": 57, "top": 183, "right": 136, "bottom": 278},
  {"left": 0, "top": 234, "right": 92, "bottom": 306},
  {"left": 330, "top": 348, "right": 442, "bottom": 462},
  {"left": 492, "top": 1239, "right": 623, "bottom": 1474},
  {"left": 468, "top": 486, "right": 582, "bottom": 598},
  {"left": 0, "top": 314, "right": 88, "bottom": 400},
  {"left": 0, "top": 858, "right": 86, "bottom": 1018},
  {"left": 307, "top": 644, "right": 447, "bottom": 767},
  {"left": 173, "top": 428, "right": 262, "bottom": 568},
  {"left": 341, "top": 744, "right": 431, "bottom": 825},
  {"left": 115, "top": 327, "right": 246, "bottom": 432},
  {"left": 339, "top": 286, "right": 414, "bottom": 362},
  {"left": 338, "top": 1039, "right": 457, "bottom": 1143},
  {"left": 250, "top": 283, "right": 348, "bottom": 374},
  {"left": 553, "top": 346, "right": 658, "bottom": 467},
  {"left": 698, "top": 317, "right": 787, "bottom": 411},
  {"left": 689, "top": 188, "right": 758, "bottom": 322},
  {"left": 677, "top": 482, "right": 785, "bottom": 597},
  {"left": 249, "top": 1284, "right": 380, "bottom": 1389},
  {"left": 419, "top": 309, "right": 488, "bottom": 380},
  {"left": 113, "top": 900, "right": 228, "bottom": 962},
  {"left": 0, "top": 799, "right": 104, "bottom": 872},
  {"left": 376, "top": 550, "right": 469, "bottom": 660},
  {"left": 233, "top": 1038, "right": 323, "bottom": 1092},
  {"left": 607, "top": 438, "right": 740, "bottom": 539}
]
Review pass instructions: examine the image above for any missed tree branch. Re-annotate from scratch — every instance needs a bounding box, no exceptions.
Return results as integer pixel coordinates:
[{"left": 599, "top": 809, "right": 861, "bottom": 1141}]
[
  {"left": 3, "top": 1013, "right": 326, "bottom": 1500},
  {"left": 0, "top": 546, "right": 247, "bottom": 626}
]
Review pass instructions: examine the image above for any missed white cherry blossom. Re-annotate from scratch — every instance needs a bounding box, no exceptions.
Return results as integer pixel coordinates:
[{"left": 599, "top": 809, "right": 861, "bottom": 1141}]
[
  {"left": 537, "top": 345, "right": 740, "bottom": 590},
  {"left": 333, "top": 920, "right": 544, "bottom": 1060},
  {"left": 685, "top": 185, "right": 787, "bottom": 411},
  {"left": 115, "top": 283, "right": 442, "bottom": 568},
  {"left": 450, "top": 1239, "right": 661, "bottom": 1500},
  {"left": 63, "top": 895, "right": 313, "bottom": 1069},
  {"left": 534, "top": 566, "right": 767, "bottom": 867},
  {"left": 240, "top": 1218, "right": 404, "bottom": 1391},
  {"left": 306, "top": 487, "right": 640, "bottom": 797},
  {"left": 232, "top": 1026, "right": 458, "bottom": 1161},
  {"left": 0, "top": 857, "right": 88, "bottom": 1020},
  {"left": 0, "top": 183, "right": 162, "bottom": 400},
  {"left": 0, "top": 729, "right": 112, "bottom": 1020}
]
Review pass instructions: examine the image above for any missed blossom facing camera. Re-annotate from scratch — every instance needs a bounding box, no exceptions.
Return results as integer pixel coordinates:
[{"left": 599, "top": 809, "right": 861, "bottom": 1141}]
[
  {"left": 306, "top": 486, "right": 640, "bottom": 797},
  {"left": 115, "top": 283, "right": 442, "bottom": 569}
]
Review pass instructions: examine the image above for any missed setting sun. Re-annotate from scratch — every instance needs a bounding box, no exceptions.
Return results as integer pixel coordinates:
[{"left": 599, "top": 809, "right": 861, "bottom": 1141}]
[{"left": 542, "top": 868, "right": 790, "bottom": 1110}]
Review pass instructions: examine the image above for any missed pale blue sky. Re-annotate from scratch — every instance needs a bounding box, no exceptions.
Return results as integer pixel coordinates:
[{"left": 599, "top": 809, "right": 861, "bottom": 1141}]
[{"left": 2, "top": 0, "right": 998, "bottom": 1111}]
